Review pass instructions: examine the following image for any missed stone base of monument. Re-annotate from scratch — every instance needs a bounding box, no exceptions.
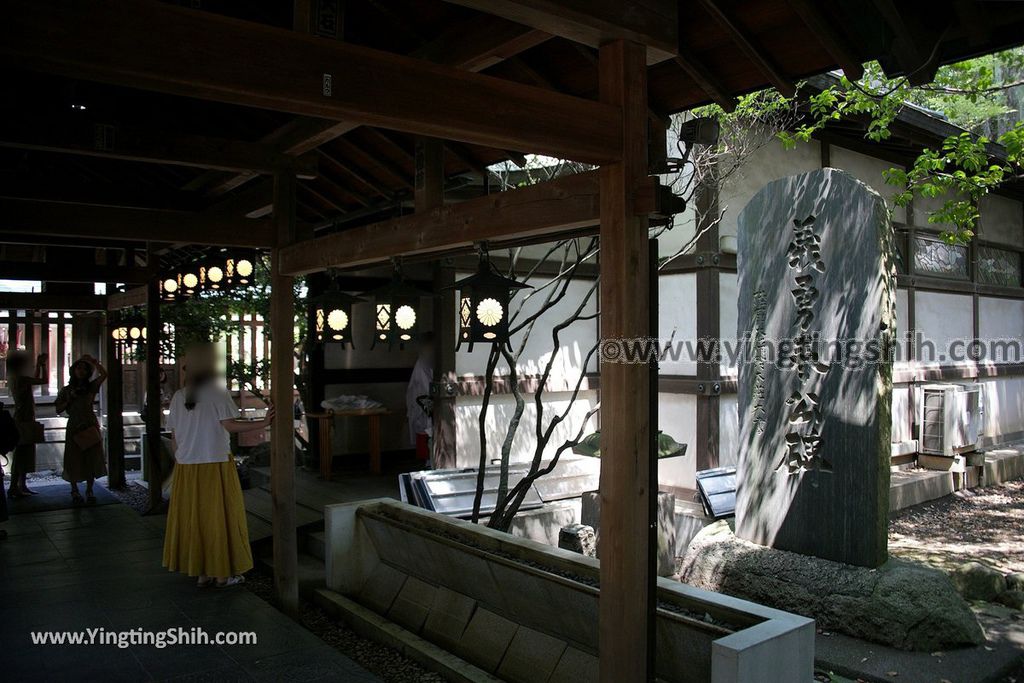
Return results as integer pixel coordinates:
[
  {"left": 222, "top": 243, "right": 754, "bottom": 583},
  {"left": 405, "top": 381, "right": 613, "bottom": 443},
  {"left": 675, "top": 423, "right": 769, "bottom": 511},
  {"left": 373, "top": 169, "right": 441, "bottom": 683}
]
[
  {"left": 324, "top": 498, "right": 815, "bottom": 683},
  {"left": 678, "top": 521, "right": 985, "bottom": 652}
]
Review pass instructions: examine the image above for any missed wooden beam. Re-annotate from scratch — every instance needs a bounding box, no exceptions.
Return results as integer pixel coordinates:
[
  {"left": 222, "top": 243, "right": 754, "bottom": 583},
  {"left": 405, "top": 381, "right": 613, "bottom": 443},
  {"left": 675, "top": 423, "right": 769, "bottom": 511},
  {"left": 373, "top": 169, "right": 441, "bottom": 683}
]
[
  {"left": 785, "top": 0, "right": 864, "bottom": 81},
  {"left": 695, "top": 0, "right": 796, "bottom": 97},
  {"left": 107, "top": 287, "right": 147, "bottom": 311},
  {"left": 442, "top": 0, "right": 677, "bottom": 64},
  {"left": 212, "top": 16, "right": 549, "bottom": 208},
  {"left": 0, "top": 123, "right": 318, "bottom": 177},
  {"left": 672, "top": 50, "right": 736, "bottom": 113},
  {"left": 598, "top": 39, "right": 651, "bottom": 682},
  {"left": 0, "top": 261, "right": 155, "bottom": 284},
  {"left": 0, "top": 293, "right": 105, "bottom": 311},
  {"left": 0, "top": 198, "right": 276, "bottom": 248},
  {"left": 2, "top": 2, "right": 618, "bottom": 163},
  {"left": 279, "top": 171, "right": 674, "bottom": 275},
  {"left": 270, "top": 171, "right": 299, "bottom": 616}
]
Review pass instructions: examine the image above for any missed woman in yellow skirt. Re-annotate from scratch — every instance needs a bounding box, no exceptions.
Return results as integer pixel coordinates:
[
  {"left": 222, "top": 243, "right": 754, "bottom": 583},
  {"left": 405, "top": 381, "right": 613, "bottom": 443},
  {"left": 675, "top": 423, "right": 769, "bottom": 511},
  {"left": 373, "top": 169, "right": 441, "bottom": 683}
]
[{"left": 162, "top": 344, "right": 275, "bottom": 588}]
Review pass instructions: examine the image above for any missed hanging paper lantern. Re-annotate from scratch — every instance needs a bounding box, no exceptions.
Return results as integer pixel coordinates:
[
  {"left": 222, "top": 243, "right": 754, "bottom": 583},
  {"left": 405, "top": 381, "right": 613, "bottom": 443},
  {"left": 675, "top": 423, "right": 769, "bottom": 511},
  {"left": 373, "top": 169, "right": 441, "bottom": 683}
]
[
  {"left": 453, "top": 252, "right": 530, "bottom": 351},
  {"left": 159, "top": 272, "right": 182, "bottom": 302},
  {"left": 110, "top": 313, "right": 146, "bottom": 360},
  {"left": 308, "top": 281, "right": 364, "bottom": 347},
  {"left": 225, "top": 249, "right": 257, "bottom": 288},
  {"left": 366, "top": 267, "right": 428, "bottom": 350}
]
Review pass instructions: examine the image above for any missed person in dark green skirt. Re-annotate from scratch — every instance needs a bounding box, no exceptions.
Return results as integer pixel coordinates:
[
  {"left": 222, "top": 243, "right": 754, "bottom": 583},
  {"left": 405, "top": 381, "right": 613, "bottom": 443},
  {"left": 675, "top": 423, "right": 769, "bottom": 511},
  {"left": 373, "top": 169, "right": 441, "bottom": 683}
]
[{"left": 55, "top": 355, "right": 108, "bottom": 505}]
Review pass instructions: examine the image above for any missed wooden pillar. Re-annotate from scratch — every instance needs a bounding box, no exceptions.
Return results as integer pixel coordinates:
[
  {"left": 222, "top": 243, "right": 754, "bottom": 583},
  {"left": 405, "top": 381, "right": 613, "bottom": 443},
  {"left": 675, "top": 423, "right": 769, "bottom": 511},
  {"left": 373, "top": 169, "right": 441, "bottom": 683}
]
[
  {"left": 39, "top": 316, "right": 50, "bottom": 395},
  {"left": 417, "top": 137, "right": 456, "bottom": 469},
  {"left": 105, "top": 310, "right": 126, "bottom": 489},
  {"left": 56, "top": 320, "right": 66, "bottom": 390},
  {"left": 145, "top": 277, "right": 163, "bottom": 511},
  {"left": 598, "top": 39, "right": 651, "bottom": 683},
  {"left": 694, "top": 160, "right": 720, "bottom": 471},
  {"left": 270, "top": 171, "right": 299, "bottom": 615}
]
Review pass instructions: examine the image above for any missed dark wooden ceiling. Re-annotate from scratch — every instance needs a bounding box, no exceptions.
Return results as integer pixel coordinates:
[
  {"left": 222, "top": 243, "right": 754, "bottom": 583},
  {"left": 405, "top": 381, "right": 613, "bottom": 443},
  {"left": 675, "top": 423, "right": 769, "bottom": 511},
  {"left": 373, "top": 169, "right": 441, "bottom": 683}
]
[{"left": 1, "top": 0, "right": 1023, "bottom": 250}]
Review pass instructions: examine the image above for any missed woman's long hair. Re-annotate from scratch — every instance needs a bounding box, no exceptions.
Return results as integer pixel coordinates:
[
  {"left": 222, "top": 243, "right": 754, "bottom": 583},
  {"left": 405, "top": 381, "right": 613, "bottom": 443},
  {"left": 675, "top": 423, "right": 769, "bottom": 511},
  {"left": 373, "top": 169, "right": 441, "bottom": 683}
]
[{"left": 68, "top": 359, "right": 92, "bottom": 394}]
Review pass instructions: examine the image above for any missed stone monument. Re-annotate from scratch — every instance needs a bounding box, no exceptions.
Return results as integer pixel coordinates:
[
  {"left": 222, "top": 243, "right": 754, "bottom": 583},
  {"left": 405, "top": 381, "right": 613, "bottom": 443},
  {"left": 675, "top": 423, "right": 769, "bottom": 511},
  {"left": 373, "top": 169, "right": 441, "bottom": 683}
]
[{"left": 735, "top": 168, "right": 896, "bottom": 568}]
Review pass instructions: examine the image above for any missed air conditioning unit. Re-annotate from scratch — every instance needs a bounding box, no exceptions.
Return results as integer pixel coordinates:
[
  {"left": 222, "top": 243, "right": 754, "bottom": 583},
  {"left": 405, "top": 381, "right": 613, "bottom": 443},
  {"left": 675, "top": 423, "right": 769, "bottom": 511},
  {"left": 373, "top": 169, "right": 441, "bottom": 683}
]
[{"left": 917, "top": 384, "right": 982, "bottom": 456}]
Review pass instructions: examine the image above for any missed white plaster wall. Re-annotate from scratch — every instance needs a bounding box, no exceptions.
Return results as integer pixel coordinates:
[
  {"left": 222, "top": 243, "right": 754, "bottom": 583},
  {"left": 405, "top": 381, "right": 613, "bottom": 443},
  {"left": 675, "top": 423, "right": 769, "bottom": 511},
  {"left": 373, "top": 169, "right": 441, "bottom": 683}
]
[
  {"left": 979, "top": 377, "right": 1024, "bottom": 439},
  {"left": 891, "top": 385, "right": 913, "bottom": 443},
  {"left": 895, "top": 289, "right": 909, "bottom": 338},
  {"left": 979, "top": 194, "right": 1024, "bottom": 247},
  {"left": 979, "top": 297, "right": 1024, "bottom": 362},
  {"left": 913, "top": 194, "right": 960, "bottom": 233},
  {"left": 719, "top": 394, "right": 739, "bottom": 467},
  {"left": 455, "top": 273, "right": 598, "bottom": 387},
  {"left": 829, "top": 146, "right": 907, "bottom": 224},
  {"left": 658, "top": 273, "right": 697, "bottom": 376},
  {"left": 717, "top": 139, "right": 822, "bottom": 241},
  {"left": 455, "top": 389, "right": 599, "bottom": 468},
  {"left": 719, "top": 272, "right": 739, "bottom": 376},
  {"left": 658, "top": 392, "right": 697, "bottom": 489},
  {"left": 454, "top": 261, "right": 598, "bottom": 471},
  {"left": 914, "top": 291, "right": 974, "bottom": 362}
]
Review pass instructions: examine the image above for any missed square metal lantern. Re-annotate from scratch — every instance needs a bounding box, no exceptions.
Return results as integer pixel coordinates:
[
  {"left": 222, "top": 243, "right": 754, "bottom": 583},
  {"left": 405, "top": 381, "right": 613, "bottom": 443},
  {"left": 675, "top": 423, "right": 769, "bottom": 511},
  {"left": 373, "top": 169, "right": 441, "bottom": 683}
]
[
  {"left": 179, "top": 262, "right": 205, "bottom": 297},
  {"left": 309, "top": 284, "right": 364, "bottom": 347},
  {"left": 367, "top": 272, "right": 428, "bottom": 350},
  {"left": 158, "top": 272, "right": 183, "bottom": 302},
  {"left": 203, "top": 250, "right": 230, "bottom": 291},
  {"left": 454, "top": 257, "right": 530, "bottom": 351},
  {"left": 225, "top": 249, "right": 258, "bottom": 288}
]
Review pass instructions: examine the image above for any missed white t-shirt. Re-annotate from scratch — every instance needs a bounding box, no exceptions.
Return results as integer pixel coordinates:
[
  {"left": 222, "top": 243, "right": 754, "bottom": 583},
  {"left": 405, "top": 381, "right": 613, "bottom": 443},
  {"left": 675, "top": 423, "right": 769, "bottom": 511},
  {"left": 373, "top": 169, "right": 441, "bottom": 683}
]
[{"left": 165, "top": 384, "right": 239, "bottom": 464}]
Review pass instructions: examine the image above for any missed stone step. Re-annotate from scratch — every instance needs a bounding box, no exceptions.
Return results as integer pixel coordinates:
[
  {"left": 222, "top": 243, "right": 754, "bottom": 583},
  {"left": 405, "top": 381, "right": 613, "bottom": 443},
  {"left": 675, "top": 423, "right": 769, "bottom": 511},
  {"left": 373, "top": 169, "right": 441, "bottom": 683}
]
[
  {"left": 243, "top": 486, "right": 323, "bottom": 527},
  {"left": 257, "top": 551, "right": 326, "bottom": 599}
]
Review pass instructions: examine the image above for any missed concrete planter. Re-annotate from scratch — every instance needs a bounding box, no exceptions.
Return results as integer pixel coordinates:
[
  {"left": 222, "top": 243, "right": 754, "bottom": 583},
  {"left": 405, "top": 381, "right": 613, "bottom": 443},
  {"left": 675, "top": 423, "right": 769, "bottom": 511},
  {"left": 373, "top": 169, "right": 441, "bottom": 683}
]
[{"left": 325, "top": 499, "right": 813, "bottom": 683}]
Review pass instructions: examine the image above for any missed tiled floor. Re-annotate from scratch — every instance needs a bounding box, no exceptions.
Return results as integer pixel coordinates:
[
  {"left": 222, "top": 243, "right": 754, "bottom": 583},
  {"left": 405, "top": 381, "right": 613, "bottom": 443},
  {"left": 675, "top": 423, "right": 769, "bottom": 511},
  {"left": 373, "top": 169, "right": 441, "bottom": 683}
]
[{"left": 0, "top": 497, "right": 381, "bottom": 682}]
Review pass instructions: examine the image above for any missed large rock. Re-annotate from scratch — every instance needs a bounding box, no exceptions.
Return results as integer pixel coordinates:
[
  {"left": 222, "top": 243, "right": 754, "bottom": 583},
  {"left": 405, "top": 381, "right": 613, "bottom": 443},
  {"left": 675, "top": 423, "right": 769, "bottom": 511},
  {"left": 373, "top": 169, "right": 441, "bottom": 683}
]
[
  {"left": 1005, "top": 572, "right": 1024, "bottom": 593},
  {"left": 951, "top": 562, "right": 1007, "bottom": 601},
  {"left": 996, "top": 591, "right": 1024, "bottom": 610},
  {"left": 679, "top": 522, "right": 984, "bottom": 651}
]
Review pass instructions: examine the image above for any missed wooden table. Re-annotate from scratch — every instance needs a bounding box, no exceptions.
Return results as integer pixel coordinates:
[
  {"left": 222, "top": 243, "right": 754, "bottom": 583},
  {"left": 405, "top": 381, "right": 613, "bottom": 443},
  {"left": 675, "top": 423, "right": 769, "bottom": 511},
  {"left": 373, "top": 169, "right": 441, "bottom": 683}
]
[{"left": 308, "top": 408, "right": 390, "bottom": 479}]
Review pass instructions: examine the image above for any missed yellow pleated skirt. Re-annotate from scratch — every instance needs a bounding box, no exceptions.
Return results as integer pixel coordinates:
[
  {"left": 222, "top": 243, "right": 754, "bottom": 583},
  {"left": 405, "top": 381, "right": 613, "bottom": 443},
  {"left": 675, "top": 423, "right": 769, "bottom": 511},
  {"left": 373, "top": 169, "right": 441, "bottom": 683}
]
[{"left": 162, "top": 460, "right": 253, "bottom": 578}]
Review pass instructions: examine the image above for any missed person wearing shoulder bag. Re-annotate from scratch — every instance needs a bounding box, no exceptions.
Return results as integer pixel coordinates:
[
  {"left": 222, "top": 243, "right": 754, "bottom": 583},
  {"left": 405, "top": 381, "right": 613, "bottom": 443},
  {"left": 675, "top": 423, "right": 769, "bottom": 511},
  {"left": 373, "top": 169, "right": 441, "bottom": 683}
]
[
  {"left": 55, "top": 355, "right": 108, "bottom": 505},
  {"left": 6, "top": 350, "right": 47, "bottom": 499}
]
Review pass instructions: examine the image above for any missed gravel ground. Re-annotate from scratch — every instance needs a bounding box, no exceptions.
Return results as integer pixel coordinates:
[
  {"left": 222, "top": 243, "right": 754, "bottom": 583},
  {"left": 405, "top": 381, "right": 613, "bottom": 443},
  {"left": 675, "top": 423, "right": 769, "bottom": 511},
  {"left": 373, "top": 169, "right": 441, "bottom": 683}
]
[
  {"left": 244, "top": 570, "right": 444, "bottom": 683},
  {"left": 889, "top": 479, "right": 1024, "bottom": 575},
  {"left": 104, "top": 480, "right": 152, "bottom": 514}
]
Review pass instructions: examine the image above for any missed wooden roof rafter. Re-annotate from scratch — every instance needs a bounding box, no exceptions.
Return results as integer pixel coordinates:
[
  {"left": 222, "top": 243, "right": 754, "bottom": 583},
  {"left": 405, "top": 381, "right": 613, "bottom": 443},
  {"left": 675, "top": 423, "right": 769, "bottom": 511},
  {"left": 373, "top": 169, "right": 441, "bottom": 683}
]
[{"left": 694, "top": 0, "right": 797, "bottom": 98}]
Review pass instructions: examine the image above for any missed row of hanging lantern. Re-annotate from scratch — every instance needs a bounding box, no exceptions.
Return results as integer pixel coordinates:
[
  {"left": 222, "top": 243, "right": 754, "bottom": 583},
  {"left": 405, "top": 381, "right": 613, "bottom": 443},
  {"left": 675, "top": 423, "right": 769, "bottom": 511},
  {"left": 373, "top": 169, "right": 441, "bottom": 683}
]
[
  {"left": 159, "top": 248, "right": 258, "bottom": 302},
  {"left": 110, "top": 313, "right": 147, "bottom": 360},
  {"left": 309, "top": 246, "right": 530, "bottom": 351}
]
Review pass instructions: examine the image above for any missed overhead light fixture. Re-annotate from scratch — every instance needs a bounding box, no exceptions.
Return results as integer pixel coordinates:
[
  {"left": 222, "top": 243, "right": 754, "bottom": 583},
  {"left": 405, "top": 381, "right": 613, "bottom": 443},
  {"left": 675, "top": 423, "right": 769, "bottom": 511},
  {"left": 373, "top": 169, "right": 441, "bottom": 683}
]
[
  {"left": 226, "top": 249, "right": 257, "bottom": 288},
  {"left": 159, "top": 272, "right": 182, "bottom": 302},
  {"left": 453, "top": 245, "right": 530, "bottom": 352},
  {"left": 110, "top": 313, "right": 146, "bottom": 360},
  {"left": 366, "top": 262, "right": 428, "bottom": 350},
  {"left": 308, "top": 280, "right": 364, "bottom": 348}
]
